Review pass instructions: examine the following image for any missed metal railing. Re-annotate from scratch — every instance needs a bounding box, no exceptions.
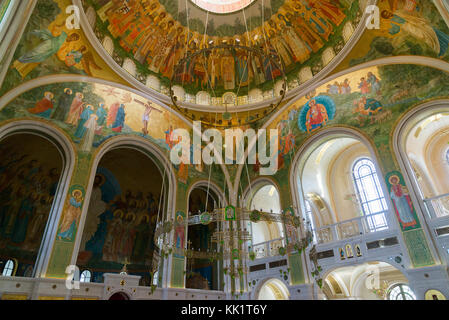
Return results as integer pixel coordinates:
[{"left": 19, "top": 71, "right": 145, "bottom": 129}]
[
  {"left": 313, "top": 211, "right": 389, "bottom": 245},
  {"left": 250, "top": 238, "right": 285, "bottom": 259},
  {"left": 423, "top": 192, "right": 449, "bottom": 219}
]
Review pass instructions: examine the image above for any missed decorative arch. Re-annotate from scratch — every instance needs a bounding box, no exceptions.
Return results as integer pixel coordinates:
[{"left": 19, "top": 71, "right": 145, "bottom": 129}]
[
  {"left": 289, "top": 126, "right": 396, "bottom": 230},
  {"left": 251, "top": 277, "right": 290, "bottom": 300},
  {"left": 71, "top": 135, "right": 177, "bottom": 289},
  {"left": 0, "top": 119, "right": 76, "bottom": 277},
  {"left": 187, "top": 180, "right": 227, "bottom": 211}
]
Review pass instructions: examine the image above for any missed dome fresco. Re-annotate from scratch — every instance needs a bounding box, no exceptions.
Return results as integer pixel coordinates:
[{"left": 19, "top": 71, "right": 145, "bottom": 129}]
[{"left": 82, "top": 0, "right": 363, "bottom": 125}]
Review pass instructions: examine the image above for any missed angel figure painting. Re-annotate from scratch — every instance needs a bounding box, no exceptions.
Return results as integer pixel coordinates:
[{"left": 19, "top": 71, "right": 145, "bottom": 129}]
[{"left": 298, "top": 96, "right": 336, "bottom": 133}]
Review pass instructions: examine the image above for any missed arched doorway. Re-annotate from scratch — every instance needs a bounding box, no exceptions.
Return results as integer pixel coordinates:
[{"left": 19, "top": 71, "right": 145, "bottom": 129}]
[
  {"left": 245, "top": 182, "right": 284, "bottom": 259},
  {"left": 322, "top": 261, "right": 412, "bottom": 300},
  {"left": 76, "top": 147, "right": 165, "bottom": 286},
  {"left": 0, "top": 133, "right": 63, "bottom": 278},
  {"left": 293, "top": 131, "right": 393, "bottom": 244},
  {"left": 186, "top": 185, "right": 222, "bottom": 291},
  {"left": 108, "top": 292, "right": 130, "bottom": 300},
  {"left": 256, "top": 278, "right": 290, "bottom": 300},
  {"left": 396, "top": 108, "right": 449, "bottom": 217}
]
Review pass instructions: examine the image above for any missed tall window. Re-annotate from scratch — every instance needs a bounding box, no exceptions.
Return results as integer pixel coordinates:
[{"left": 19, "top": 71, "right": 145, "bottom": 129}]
[
  {"left": 304, "top": 200, "right": 316, "bottom": 232},
  {"left": 352, "top": 158, "right": 388, "bottom": 232},
  {"left": 2, "top": 259, "right": 15, "bottom": 276}
]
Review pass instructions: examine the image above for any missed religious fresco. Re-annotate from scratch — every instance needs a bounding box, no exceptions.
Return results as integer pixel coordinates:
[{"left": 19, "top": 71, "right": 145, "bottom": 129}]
[
  {"left": 238, "top": 63, "right": 449, "bottom": 269},
  {"left": 186, "top": 188, "right": 220, "bottom": 290},
  {"left": 0, "top": 0, "right": 125, "bottom": 97},
  {"left": 263, "top": 64, "right": 449, "bottom": 179},
  {"left": 0, "top": 80, "right": 228, "bottom": 278},
  {"left": 76, "top": 149, "right": 162, "bottom": 284},
  {"left": 0, "top": 134, "right": 62, "bottom": 277},
  {"left": 84, "top": 0, "right": 359, "bottom": 106},
  {"left": 385, "top": 171, "right": 421, "bottom": 231},
  {"left": 335, "top": 0, "right": 449, "bottom": 72},
  {"left": 0, "top": 80, "right": 217, "bottom": 185}
]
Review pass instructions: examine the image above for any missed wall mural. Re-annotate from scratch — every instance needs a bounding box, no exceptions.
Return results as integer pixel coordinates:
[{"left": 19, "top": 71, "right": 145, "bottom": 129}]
[
  {"left": 0, "top": 0, "right": 125, "bottom": 97},
  {"left": 0, "top": 81, "right": 222, "bottom": 185},
  {"left": 238, "top": 63, "right": 449, "bottom": 268},
  {"left": 76, "top": 148, "right": 162, "bottom": 284},
  {"left": 336, "top": 0, "right": 449, "bottom": 71},
  {"left": 0, "top": 80, "right": 226, "bottom": 278},
  {"left": 0, "top": 134, "right": 62, "bottom": 277}
]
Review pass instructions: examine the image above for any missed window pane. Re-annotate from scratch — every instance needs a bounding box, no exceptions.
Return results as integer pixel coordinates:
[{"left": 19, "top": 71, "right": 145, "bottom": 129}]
[
  {"left": 2, "top": 259, "right": 14, "bottom": 276},
  {"left": 353, "top": 158, "right": 389, "bottom": 231}
]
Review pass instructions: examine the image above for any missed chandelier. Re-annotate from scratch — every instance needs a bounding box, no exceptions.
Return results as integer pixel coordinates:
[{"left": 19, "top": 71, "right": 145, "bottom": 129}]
[{"left": 169, "top": 43, "right": 287, "bottom": 128}]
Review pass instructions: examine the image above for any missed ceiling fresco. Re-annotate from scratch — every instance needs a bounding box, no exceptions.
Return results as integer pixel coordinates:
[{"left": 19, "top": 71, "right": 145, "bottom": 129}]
[{"left": 82, "top": 0, "right": 362, "bottom": 121}]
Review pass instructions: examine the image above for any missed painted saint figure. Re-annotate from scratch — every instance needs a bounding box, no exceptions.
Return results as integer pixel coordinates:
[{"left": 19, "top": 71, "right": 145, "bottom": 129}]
[
  {"left": 52, "top": 88, "right": 73, "bottom": 121},
  {"left": 388, "top": 175, "right": 417, "bottom": 229},
  {"left": 57, "top": 189, "right": 83, "bottom": 241},
  {"left": 381, "top": 9, "right": 449, "bottom": 57},
  {"left": 28, "top": 92, "right": 54, "bottom": 118},
  {"left": 65, "top": 92, "right": 85, "bottom": 126},
  {"left": 306, "top": 99, "right": 329, "bottom": 133},
  {"left": 111, "top": 104, "right": 126, "bottom": 133},
  {"left": 74, "top": 105, "right": 94, "bottom": 139},
  {"left": 298, "top": 95, "right": 336, "bottom": 133},
  {"left": 13, "top": 28, "right": 80, "bottom": 78}
]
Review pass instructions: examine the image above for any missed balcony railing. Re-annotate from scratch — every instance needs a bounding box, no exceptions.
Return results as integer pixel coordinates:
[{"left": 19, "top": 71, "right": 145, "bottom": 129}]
[
  {"left": 250, "top": 238, "right": 285, "bottom": 259},
  {"left": 313, "top": 211, "right": 389, "bottom": 245},
  {"left": 423, "top": 192, "right": 449, "bottom": 219}
]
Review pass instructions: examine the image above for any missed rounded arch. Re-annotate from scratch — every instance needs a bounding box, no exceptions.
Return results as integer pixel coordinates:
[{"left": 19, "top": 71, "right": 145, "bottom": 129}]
[
  {"left": 321, "top": 260, "right": 411, "bottom": 300},
  {"left": 0, "top": 119, "right": 76, "bottom": 278},
  {"left": 106, "top": 290, "right": 132, "bottom": 300},
  {"left": 241, "top": 177, "right": 284, "bottom": 247},
  {"left": 392, "top": 99, "right": 449, "bottom": 200},
  {"left": 392, "top": 99, "right": 449, "bottom": 264},
  {"left": 187, "top": 180, "right": 227, "bottom": 212},
  {"left": 71, "top": 135, "right": 177, "bottom": 288},
  {"left": 290, "top": 126, "right": 396, "bottom": 230},
  {"left": 252, "top": 277, "right": 290, "bottom": 300},
  {"left": 242, "top": 177, "right": 282, "bottom": 211}
]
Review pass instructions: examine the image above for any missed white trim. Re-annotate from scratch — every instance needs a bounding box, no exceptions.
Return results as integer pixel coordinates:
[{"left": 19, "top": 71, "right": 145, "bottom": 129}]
[{"left": 0, "top": 0, "right": 37, "bottom": 87}]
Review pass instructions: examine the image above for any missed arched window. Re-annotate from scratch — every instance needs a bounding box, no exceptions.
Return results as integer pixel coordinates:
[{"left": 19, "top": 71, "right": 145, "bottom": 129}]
[
  {"left": 387, "top": 283, "right": 416, "bottom": 300},
  {"left": 80, "top": 270, "right": 92, "bottom": 283},
  {"left": 2, "top": 259, "right": 15, "bottom": 276},
  {"left": 352, "top": 158, "right": 388, "bottom": 232},
  {"left": 304, "top": 200, "right": 316, "bottom": 232},
  {"left": 152, "top": 271, "right": 159, "bottom": 286}
]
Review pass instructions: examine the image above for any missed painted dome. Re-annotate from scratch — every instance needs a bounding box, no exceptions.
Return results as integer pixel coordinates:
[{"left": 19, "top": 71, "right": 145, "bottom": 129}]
[{"left": 80, "top": 0, "right": 366, "bottom": 127}]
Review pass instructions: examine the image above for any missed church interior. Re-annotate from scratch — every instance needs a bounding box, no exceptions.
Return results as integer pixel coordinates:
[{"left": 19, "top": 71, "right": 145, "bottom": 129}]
[{"left": 2, "top": 0, "right": 449, "bottom": 301}]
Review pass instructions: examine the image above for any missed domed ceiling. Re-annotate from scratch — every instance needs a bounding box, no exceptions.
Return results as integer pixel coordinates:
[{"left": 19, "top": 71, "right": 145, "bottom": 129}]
[{"left": 81, "top": 0, "right": 364, "bottom": 127}]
